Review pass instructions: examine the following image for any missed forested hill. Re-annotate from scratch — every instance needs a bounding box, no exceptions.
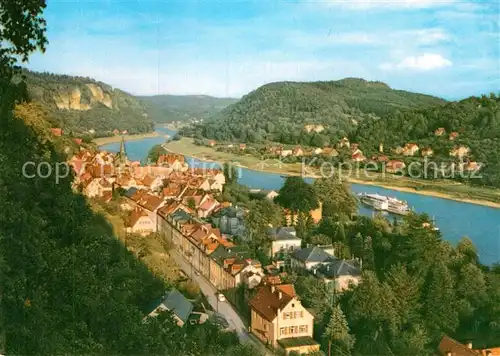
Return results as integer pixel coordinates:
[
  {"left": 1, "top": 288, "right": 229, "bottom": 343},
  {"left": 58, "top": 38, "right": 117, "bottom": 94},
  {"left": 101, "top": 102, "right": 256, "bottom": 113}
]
[
  {"left": 353, "top": 94, "right": 500, "bottom": 187},
  {"left": 185, "top": 78, "right": 446, "bottom": 145},
  {"left": 0, "top": 79, "right": 255, "bottom": 355},
  {"left": 138, "top": 94, "right": 238, "bottom": 123},
  {"left": 22, "top": 70, "right": 154, "bottom": 137}
]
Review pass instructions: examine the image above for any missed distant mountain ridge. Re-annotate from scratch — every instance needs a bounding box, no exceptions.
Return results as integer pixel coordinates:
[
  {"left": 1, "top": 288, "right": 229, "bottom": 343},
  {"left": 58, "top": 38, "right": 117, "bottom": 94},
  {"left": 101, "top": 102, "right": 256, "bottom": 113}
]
[
  {"left": 22, "top": 70, "right": 154, "bottom": 137},
  {"left": 185, "top": 78, "right": 446, "bottom": 145},
  {"left": 138, "top": 94, "right": 238, "bottom": 123}
]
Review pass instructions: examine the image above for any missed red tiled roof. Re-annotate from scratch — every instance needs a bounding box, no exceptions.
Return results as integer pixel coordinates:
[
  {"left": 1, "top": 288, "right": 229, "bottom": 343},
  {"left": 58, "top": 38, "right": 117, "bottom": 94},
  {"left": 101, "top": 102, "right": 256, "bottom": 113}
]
[
  {"left": 125, "top": 208, "right": 150, "bottom": 228},
  {"left": 158, "top": 154, "right": 185, "bottom": 166},
  {"left": 51, "top": 128, "right": 63, "bottom": 136},
  {"left": 138, "top": 193, "right": 164, "bottom": 211},
  {"left": 437, "top": 335, "right": 477, "bottom": 356},
  {"left": 249, "top": 285, "right": 294, "bottom": 322},
  {"left": 73, "top": 138, "right": 83, "bottom": 145},
  {"left": 475, "top": 347, "right": 500, "bottom": 356},
  {"left": 277, "top": 284, "right": 296, "bottom": 298},
  {"left": 100, "top": 191, "right": 113, "bottom": 203}
]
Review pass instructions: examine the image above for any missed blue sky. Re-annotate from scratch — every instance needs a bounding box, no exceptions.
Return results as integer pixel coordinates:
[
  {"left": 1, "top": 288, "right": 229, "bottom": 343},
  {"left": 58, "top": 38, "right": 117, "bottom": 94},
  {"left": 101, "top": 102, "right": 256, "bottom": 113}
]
[{"left": 27, "top": 0, "right": 499, "bottom": 99}]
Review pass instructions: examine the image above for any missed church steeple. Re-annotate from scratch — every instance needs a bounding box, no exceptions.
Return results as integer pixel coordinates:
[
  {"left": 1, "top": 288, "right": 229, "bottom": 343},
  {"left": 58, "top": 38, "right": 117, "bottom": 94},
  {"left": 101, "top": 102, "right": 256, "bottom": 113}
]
[{"left": 116, "top": 135, "right": 128, "bottom": 166}]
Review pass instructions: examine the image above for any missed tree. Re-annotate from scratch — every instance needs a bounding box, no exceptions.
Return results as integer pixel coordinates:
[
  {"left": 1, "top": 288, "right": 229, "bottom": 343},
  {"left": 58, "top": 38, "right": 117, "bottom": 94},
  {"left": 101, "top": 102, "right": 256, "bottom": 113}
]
[
  {"left": 0, "top": 0, "right": 48, "bottom": 79},
  {"left": 147, "top": 144, "right": 166, "bottom": 164},
  {"left": 422, "top": 262, "right": 459, "bottom": 338},
  {"left": 323, "top": 305, "right": 355, "bottom": 355},
  {"left": 274, "top": 176, "right": 319, "bottom": 213},
  {"left": 313, "top": 178, "right": 357, "bottom": 219},
  {"left": 186, "top": 197, "right": 197, "bottom": 210},
  {"left": 223, "top": 162, "right": 239, "bottom": 185}
]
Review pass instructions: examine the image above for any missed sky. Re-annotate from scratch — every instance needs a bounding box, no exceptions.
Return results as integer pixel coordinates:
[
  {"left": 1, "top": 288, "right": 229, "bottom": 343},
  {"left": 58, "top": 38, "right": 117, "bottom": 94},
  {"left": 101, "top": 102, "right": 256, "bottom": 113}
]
[{"left": 27, "top": 0, "right": 499, "bottom": 100}]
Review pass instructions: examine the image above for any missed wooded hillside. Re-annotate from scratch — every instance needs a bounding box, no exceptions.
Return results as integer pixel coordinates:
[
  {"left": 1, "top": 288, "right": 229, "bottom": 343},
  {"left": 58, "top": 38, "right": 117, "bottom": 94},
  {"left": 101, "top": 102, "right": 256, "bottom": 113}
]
[
  {"left": 184, "top": 78, "right": 446, "bottom": 146},
  {"left": 139, "top": 94, "right": 237, "bottom": 123}
]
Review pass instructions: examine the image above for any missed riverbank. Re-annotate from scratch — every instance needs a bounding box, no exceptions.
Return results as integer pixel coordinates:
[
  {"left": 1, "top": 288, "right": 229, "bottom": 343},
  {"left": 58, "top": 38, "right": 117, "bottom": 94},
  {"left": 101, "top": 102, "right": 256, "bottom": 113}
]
[
  {"left": 163, "top": 138, "right": 500, "bottom": 209},
  {"left": 93, "top": 131, "right": 160, "bottom": 146}
]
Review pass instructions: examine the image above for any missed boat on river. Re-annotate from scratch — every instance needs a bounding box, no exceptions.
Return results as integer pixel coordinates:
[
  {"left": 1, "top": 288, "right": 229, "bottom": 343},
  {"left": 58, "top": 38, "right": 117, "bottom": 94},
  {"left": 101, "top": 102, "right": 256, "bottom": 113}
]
[{"left": 358, "top": 193, "right": 410, "bottom": 215}]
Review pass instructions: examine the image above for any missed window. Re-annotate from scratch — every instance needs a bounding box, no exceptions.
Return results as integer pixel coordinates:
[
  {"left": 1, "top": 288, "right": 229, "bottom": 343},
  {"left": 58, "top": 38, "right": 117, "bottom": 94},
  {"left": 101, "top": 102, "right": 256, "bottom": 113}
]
[
  {"left": 280, "top": 327, "right": 286, "bottom": 336},
  {"left": 263, "top": 323, "right": 268, "bottom": 331},
  {"left": 299, "top": 325, "right": 308, "bottom": 333},
  {"left": 283, "top": 312, "right": 291, "bottom": 320},
  {"left": 291, "top": 303, "right": 295, "bottom": 308}
]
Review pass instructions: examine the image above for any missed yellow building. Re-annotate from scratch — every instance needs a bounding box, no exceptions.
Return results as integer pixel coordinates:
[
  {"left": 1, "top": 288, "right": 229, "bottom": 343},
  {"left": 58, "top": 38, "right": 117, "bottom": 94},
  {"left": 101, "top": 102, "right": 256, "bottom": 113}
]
[{"left": 249, "top": 284, "right": 319, "bottom": 355}]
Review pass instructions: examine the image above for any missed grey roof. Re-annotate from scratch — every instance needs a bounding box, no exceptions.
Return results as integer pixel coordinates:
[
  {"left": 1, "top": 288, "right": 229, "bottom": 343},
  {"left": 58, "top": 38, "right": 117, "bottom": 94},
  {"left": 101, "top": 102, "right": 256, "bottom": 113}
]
[
  {"left": 124, "top": 187, "right": 138, "bottom": 198},
  {"left": 269, "top": 227, "right": 299, "bottom": 241},
  {"left": 292, "top": 246, "right": 333, "bottom": 263},
  {"left": 161, "top": 288, "right": 194, "bottom": 324},
  {"left": 318, "top": 259, "right": 361, "bottom": 278}
]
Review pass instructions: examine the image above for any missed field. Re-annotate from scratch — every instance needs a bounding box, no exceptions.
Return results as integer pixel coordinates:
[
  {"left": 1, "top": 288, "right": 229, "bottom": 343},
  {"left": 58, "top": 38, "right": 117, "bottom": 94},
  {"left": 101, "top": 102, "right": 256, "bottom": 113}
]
[{"left": 164, "top": 138, "right": 500, "bottom": 208}]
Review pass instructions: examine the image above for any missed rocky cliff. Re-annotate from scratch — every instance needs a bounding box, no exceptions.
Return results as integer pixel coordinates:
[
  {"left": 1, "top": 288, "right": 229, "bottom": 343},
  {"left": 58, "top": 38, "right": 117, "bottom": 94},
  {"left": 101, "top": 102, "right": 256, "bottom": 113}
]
[{"left": 22, "top": 70, "right": 154, "bottom": 136}]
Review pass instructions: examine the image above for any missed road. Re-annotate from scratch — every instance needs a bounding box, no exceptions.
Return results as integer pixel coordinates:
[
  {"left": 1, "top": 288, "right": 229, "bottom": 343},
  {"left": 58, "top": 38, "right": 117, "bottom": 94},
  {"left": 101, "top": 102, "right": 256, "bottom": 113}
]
[{"left": 171, "top": 251, "right": 272, "bottom": 355}]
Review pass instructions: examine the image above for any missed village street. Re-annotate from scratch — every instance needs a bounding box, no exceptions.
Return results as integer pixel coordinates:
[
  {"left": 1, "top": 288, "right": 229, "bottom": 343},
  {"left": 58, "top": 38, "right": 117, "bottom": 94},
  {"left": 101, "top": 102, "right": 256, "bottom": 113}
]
[{"left": 171, "top": 251, "right": 273, "bottom": 355}]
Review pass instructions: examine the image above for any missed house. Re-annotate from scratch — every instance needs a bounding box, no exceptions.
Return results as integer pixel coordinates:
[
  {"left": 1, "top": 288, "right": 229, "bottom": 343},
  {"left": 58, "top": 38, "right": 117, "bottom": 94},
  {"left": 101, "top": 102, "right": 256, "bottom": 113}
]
[
  {"left": 73, "top": 138, "right": 83, "bottom": 145},
  {"left": 386, "top": 160, "right": 406, "bottom": 174},
  {"left": 51, "top": 128, "right": 63, "bottom": 136},
  {"left": 268, "top": 227, "right": 302, "bottom": 258},
  {"left": 157, "top": 154, "right": 187, "bottom": 171},
  {"left": 421, "top": 147, "right": 434, "bottom": 157},
  {"left": 212, "top": 206, "right": 246, "bottom": 237},
  {"left": 316, "top": 259, "right": 362, "bottom": 291},
  {"left": 312, "top": 147, "right": 323, "bottom": 155},
  {"left": 290, "top": 245, "right": 334, "bottom": 271},
  {"left": 435, "top": 127, "right": 446, "bottom": 136},
  {"left": 437, "top": 335, "right": 484, "bottom": 356},
  {"left": 249, "top": 284, "right": 319, "bottom": 354},
  {"left": 113, "top": 129, "right": 120, "bottom": 135},
  {"left": 292, "top": 146, "right": 304, "bottom": 157},
  {"left": 450, "top": 146, "right": 470, "bottom": 158},
  {"left": 263, "top": 190, "right": 279, "bottom": 201},
  {"left": 303, "top": 124, "right": 325, "bottom": 133},
  {"left": 141, "top": 174, "right": 163, "bottom": 192},
  {"left": 207, "top": 140, "right": 216, "bottom": 147},
  {"left": 147, "top": 288, "right": 194, "bottom": 327},
  {"left": 322, "top": 147, "right": 339, "bottom": 157},
  {"left": 284, "top": 202, "right": 322, "bottom": 226},
  {"left": 352, "top": 152, "right": 366, "bottom": 162},
  {"left": 239, "top": 143, "right": 247, "bottom": 150},
  {"left": 122, "top": 130, "right": 128, "bottom": 135},
  {"left": 449, "top": 131, "right": 459, "bottom": 140},
  {"left": 125, "top": 207, "right": 155, "bottom": 236},
  {"left": 403, "top": 143, "right": 419, "bottom": 156},
  {"left": 371, "top": 155, "right": 389, "bottom": 162},
  {"left": 464, "top": 161, "right": 481, "bottom": 172},
  {"left": 338, "top": 137, "right": 350, "bottom": 149},
  {"left": 280, "top": 149, "right": 293, "bottom": 157}
]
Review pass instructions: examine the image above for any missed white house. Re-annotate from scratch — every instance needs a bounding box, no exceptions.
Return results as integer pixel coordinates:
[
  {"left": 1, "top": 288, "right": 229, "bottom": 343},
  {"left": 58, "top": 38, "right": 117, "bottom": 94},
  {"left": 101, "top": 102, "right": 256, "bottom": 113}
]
[{"left": 268, "top": 227, "right": 302, "bottom": 258}]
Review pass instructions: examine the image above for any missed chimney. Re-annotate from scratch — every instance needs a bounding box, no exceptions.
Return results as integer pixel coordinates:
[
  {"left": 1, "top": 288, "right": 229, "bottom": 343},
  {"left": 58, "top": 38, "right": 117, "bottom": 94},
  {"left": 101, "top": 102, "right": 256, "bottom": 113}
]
[
  {"left": 278, "top": 291, "right": 282, "bottom": 300},
  {"left": 466, "top": 342, "right": 473, "bottom": 349}
]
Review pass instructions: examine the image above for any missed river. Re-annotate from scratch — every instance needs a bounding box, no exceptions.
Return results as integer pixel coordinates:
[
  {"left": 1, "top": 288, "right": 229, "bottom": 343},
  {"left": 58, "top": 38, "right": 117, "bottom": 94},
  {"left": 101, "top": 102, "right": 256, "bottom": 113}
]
[{"left": 101, "top": 128, "right": 500, "bottom": 265}]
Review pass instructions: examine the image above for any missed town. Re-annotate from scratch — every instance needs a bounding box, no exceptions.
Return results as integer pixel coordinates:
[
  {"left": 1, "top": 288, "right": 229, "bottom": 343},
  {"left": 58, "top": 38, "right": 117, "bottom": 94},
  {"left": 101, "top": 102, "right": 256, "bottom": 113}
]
[{"left": 67, "top": 136, "right": 499, "bottom": 356}]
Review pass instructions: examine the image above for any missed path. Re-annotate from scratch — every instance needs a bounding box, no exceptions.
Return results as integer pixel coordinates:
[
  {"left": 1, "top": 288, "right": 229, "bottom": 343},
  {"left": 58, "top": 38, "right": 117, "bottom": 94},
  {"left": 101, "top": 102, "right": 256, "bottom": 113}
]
[{"left": 171, "top": 250, "right": 273, "bottom": 355}]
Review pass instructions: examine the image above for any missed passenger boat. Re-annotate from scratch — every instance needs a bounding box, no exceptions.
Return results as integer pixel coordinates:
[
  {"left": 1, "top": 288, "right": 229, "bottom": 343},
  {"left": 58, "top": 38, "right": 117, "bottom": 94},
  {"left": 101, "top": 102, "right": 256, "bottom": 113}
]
[{"left": 358, "top": 193, "right": 410, "bottom": 216}]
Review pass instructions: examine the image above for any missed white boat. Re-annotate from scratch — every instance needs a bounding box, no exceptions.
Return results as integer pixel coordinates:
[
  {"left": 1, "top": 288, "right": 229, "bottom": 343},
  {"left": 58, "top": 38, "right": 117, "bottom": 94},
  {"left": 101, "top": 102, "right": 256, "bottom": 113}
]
[{"left": 358, "top": 193, "right": 410, "bottom": 216}]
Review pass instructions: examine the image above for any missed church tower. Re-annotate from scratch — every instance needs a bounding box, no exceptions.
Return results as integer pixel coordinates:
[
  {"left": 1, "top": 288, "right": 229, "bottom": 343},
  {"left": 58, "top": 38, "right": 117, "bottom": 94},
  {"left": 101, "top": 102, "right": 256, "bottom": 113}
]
[{"left": 115, "top": 135, "right": 129, "bottom": 167}]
